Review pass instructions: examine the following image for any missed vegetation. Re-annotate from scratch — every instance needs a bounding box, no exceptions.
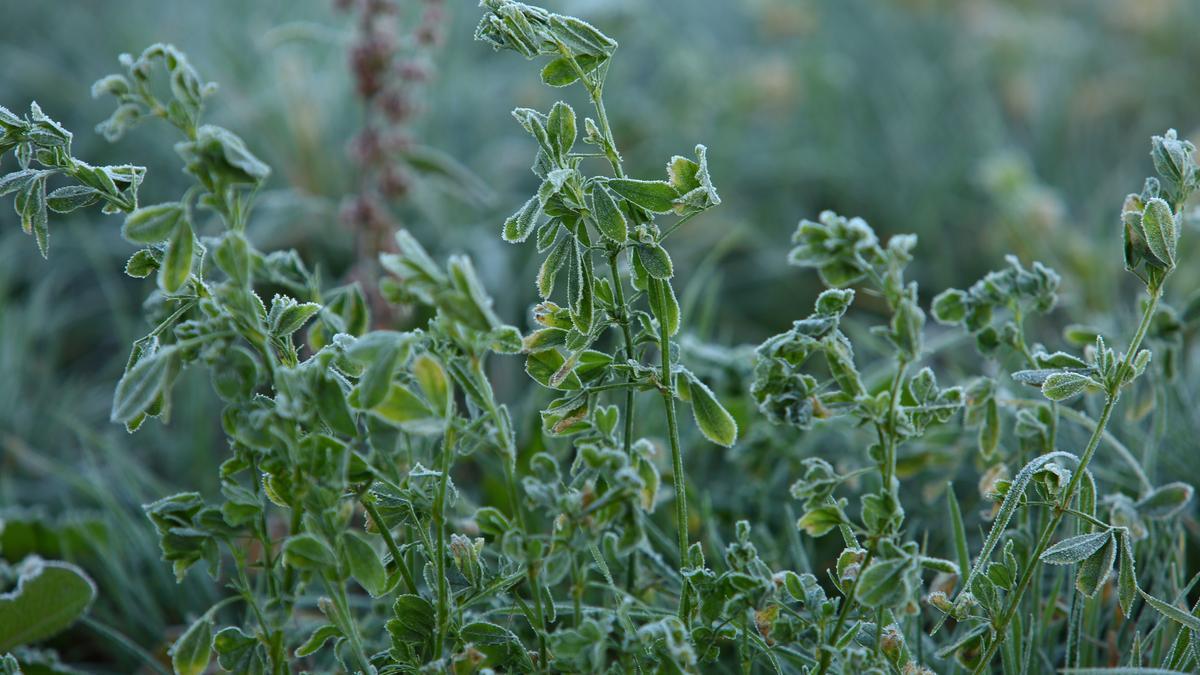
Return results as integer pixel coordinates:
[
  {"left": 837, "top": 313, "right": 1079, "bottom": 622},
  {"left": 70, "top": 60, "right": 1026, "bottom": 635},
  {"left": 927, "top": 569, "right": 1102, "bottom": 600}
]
[{"left": 1, "top": 1, "right": 1199, "bottom": 673}]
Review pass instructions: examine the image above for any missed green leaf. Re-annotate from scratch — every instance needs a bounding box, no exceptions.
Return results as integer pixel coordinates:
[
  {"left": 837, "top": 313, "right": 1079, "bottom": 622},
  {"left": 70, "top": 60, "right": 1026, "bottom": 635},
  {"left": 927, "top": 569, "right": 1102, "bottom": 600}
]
[
  {"left": 502, "top": 195, "right": 542, "bottom": 243},
  {"left": 0, "top": 557, "right": 96, "bottom": 651},
  {"left": 606, "top": 178, "right": 679, "bottom": 213},
  {"left": 268, "top": 296, "right": 321, "bottom": 336},
  {"left": 357, "top": 383, "right": 442, "bottom": 434},
  {"left": 111, "top": 346, "right": 175, "bottom": 424},
  {"left": 213, "top": 231, "right": 251, "bottom": 286},
  {"left": 294, "top": 624, "right": 341, "bottom": 658},
  {"left": 1139, "top": 197, "right": 1177, "bottom": 269},
  {"left": 388, "top": 594, "right": 436, "bottom": 644},
  {"left": 343, "top": 531, "right": 387, "bottom": 598},
  {"left": 946, "top": 484, "right": 971, "bottom": 591},
  {"left": 686, "top": 374, "right": 737, "bottom": 447},
  {"left": 46, "top": 185, "right": 100, "bottom": 213},
  {"left": 1135, "top": 482, "right": 1193, "bottom": 519},
  {"left": 413, "top": 354, "right": 451, "bottom": 418},
  {"left": 1041, "top": 371, "right": 1098, "bottom": 401},
  {"left": 635, "top": 244, "right": 673, "bottom": 280},
  {"left": 536, "top": 235, "right": 570, "bottom": 298},
  {"left": 540, "top": 54, "right": 602, "bottom": 87},
  {"left": 796, "top": 505, "right": 842, "bottom": 538},
  {"left": 855, "top": 557, "right": 914, "bottom": 608},
  {"left": 122, "top": 202, "right": 182, "bottom": 244},
  {"left": 1040, "top": 531, "right": 1112, "bottom": 565},
  {"left": 169, "top": 615, "right": 213, "bottom": 675},
  {"left": 1139, "top": 588, "right": 1200, "bottom": 632},
  {"left": 213, "top": 626, "right": 263, "bottom": 674},
  {"left": 931, "top": 289, "right": 968, "bottom": 324},
  {"left": 1075, "top": 532, "right": 1116, "bottom": 598},
  {"left": 1118, "top": 531, "right": 1137, "bottom": 617},
  {"left": 314, "top": 374, "right": 356, "bottom": 437},
  {"left": 546, "top": 101, "right": 576, "bottom": 159},
  {"left": 159, "top": 216, "right": 194, "bottom": 293},
  {"left": 125, "top": 249, "right": 158, "bottom": 278},
  {"left": 589, "top": 185, "right": 627, "bottom": 243},
  {"left": 282, "top": 534, "right": 336, "bottom": 571}
]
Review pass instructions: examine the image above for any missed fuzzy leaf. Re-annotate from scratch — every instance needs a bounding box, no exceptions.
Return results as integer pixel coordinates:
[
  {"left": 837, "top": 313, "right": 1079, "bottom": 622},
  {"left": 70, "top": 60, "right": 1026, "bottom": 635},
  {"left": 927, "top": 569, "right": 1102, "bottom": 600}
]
[
  {"left": 159, "top": 217, "right": 194, "bottom": 293},
  {"left": 122, "top": 202, "right": 182, "bottom": 244},
  {"left": 343, "top": 531, "right": 387, "bottom": 597},
  {"left": 1075, "top": 533, "right": 1116, "bottom": 598},
  {"left": 634, "top": 244, "right": 673, "bottom": 280},
  {"left": 169, "top": 615, "right": 213, "bottom": 675},
  {"left": 606, "top": 178, "right": 679, "bottom": 213},
  {"left": 1118, "top": 531, "right": 1137, "bottom": 616},
  {"left": 282, "top": 534, "right": 336, "bottom": 571},
  {"left": 589, "top": 184, "right": 627, "bottom": 243},
  {"left": 502, "top": 195, "right": 542, "bottom": 243},
  {"left": 0, "top": 557, "right": 96, "bottom": 652},
  {"left": 1041, "top": 371, "right": 1098, "bottom": 401},
  {"left": 1040, "top": 531, "right": 1112, "bottom": 565},
  {"left": 686, "top": 375, "right": 737, "bottom": 447},
  {"left": 1135, "top": 482, "right": 1193, "bottom": 519},
  {"left": 1140, "top": 197, "right": 1177, "bottom": 268}
]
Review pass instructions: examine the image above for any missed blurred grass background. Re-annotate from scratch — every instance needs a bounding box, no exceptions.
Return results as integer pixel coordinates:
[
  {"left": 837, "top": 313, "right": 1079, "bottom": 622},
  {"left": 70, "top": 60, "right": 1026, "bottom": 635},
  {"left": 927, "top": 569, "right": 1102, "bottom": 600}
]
[{"left": 1, "top": 0, "right": 1199, "bottom": 669}]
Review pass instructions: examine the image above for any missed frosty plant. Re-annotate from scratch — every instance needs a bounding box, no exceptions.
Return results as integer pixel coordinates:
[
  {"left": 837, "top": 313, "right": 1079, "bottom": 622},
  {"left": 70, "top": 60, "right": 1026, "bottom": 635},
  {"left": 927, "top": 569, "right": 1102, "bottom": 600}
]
[
  {"left": 477, "top": 0, "right": 737, "bottom": 618},
  {"left": 3, "top": 2, "right": 1200, "bottom": 674}
]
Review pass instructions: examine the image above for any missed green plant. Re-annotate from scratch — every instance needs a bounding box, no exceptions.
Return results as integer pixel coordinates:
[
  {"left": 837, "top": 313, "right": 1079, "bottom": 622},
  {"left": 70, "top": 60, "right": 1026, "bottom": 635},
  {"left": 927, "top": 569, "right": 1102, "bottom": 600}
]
[{"left": 2, "top": 2, "right": 1199, "bottom": 674}]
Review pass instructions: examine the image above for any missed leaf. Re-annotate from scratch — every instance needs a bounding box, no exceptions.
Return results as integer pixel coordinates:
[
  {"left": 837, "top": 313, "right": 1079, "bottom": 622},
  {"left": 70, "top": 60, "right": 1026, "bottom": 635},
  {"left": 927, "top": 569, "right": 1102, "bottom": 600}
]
[
  {"left": 314, "top": 374, "right": 356, "bottom": 437},
  {"left": 589, "top": 184, "right": 627, "bottom": 243},
  {"left": 635, "top": 244, "right": 673, "bottom": 280},
  {"left": 213, "top": 626, "right": 263, "bottom": 673},
  {"left": 502, "top": 195, "right": 542, "bottom": 243},
  {"left": 1118, "top": 531, "right": 1137, "bottom": 616},
  {"left": 546, "top": 101, "right": 576, "bottom": 158},
  {"left": 358, "top": 383, "right": 441, "bottom": 435},
  {"left": 1075, "top": 533, "right": 1116, "bottom": 598},
  {"left": 540, "top": 53, "right": 602, "bottom": 87},
  {"left": 356, "top": 338, "right": 401, "bottom": 409},
  {"left": 686, "top": 374, "right": 737, "bottom": 447},
  {"left": 1135, "top": 482, "right": 1193, "bottom": 519},
  {"left": 46, "top": 185, "right": 100, "bottom": 213},
  {"left": 606, "top": 178, "right": 679, "bottom": 213},
  {"left": 169, "top": 615, "right": 213, "bottom": 675},
  {"left": 282, "top": 534, "right": 336, "bottom": 571},
  {"left": 413, "top": 354, "right": 451, "bottom": 418},
  {"left": 388, "top": 594, "right": 436, "bottom": 644},
  {"left": 343, "top": 531, "right": 387, "bottom": 598},
  {"left": 159, "top": 216, "right": 194, "bottom": 293},
  {"left": 855, "top": 557, "right": 914, "bottom": 608},
  {"left": 294, "top": 624, "right": 341, "bottom": 658},
  {"left": 1139, "top": 197, "right": 1177, "bottom": 268},
  {"left": 796, "top": 505, "right": 842, "bottom": 538},
  {"left": 269, "top": 296, "right": 321, "bottom": 336},
  {"left": 1040, "top": 531, "right": 1112, "bottom": 565},
  {"left": 460, "top": 621, "right": 521, "bottom": 646},
  {"left": 946, "top": 484, "right": 971, "bottom": 589},
  {"left": 111, "top": 346, "right": 176, "bottom": 424},
  {"left": 0, "top": 557, "right": 97, "bottom": 652},
  {"left": 1041, "top": 371, "right": 1098, "bottom": 401},
  {"left": 122, "top": 202, "right": 182, "bottom": 244},
  {"left": 536, "top": 235, "right": 570, "bottom": 298},
  {"left": 20, "top": 174, "right": 48, "bottom": 257},
  {"left": 931, "top": 289, "right": 968, "bottom": 324},
  {"left": 1138, "top": 588, "right": 1200, "bottom": 632}
]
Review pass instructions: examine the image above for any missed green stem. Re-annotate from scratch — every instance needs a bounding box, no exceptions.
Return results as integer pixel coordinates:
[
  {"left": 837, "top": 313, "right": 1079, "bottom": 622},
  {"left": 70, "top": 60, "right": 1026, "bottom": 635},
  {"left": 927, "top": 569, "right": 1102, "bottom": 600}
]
[
  {"left": 655, "top": 281, "right": 690, "bottom": 619},
  {"left": 433, "top": 426, "right": 456, "bottom": 660},
  {"left": 970, "top": 287, "right": 1162, "bottom": 674},
  {"left": 816, "top": 547, "right": 876, "bottom": 675},
  {"left": 364, "top": 499, "right": 418, "bottom": 595}
]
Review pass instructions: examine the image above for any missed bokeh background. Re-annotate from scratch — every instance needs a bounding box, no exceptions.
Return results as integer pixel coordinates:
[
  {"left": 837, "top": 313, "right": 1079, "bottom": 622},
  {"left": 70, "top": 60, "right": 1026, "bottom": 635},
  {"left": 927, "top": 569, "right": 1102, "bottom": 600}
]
[{"left": 2, "top": 0, "right": 1199, "bottom": 669}]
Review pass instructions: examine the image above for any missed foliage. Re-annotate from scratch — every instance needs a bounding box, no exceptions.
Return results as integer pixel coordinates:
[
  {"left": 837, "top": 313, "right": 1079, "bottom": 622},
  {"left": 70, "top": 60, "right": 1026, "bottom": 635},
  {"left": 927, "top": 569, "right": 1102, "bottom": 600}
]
[{"left": 1, "top": 2, "right": 1199, "bottom": 674}]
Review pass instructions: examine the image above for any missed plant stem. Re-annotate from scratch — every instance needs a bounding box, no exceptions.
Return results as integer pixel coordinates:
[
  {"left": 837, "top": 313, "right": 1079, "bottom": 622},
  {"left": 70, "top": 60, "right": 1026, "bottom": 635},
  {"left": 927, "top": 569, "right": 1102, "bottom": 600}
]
[
  {"left": 432, "top": 425, "right": 456, "bottom": 660},
  {"left": 816, "top": 547, "right": 877, "bottom": 675},
  {"left": 364, "top": 499, "right": 418, "bottom": 595},
  {"left": 970, "top": 287, "right": 1161, "bottom": 673},
  {"left": 654, "top": 281, "right": 691, "bottom": 619}
]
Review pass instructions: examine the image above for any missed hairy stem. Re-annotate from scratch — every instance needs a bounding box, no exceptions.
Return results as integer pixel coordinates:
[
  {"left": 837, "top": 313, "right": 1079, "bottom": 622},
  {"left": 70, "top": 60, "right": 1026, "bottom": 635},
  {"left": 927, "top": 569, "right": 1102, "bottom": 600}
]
[{"left": 432, "top": 426, "right": 456, "bottom": 660}]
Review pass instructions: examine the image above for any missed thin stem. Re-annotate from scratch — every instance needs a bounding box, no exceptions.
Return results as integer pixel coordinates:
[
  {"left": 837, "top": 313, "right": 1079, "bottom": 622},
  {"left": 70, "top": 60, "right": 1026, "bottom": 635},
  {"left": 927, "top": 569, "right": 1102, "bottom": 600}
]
[
  {"left": 364, "top": 499, "right": 418, "bottom": 595},
  {"left": 433, "top": 426, "right": 456, "bottom": 660},
  {"left": 970, "top": 287, "right": 1162, "bottom": 674},
  {"left": 656, "top": 282, "right": 690, "bottom": 619},
  {"left": 816, "top": 547, "right": 876, "bottom": 675}
]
